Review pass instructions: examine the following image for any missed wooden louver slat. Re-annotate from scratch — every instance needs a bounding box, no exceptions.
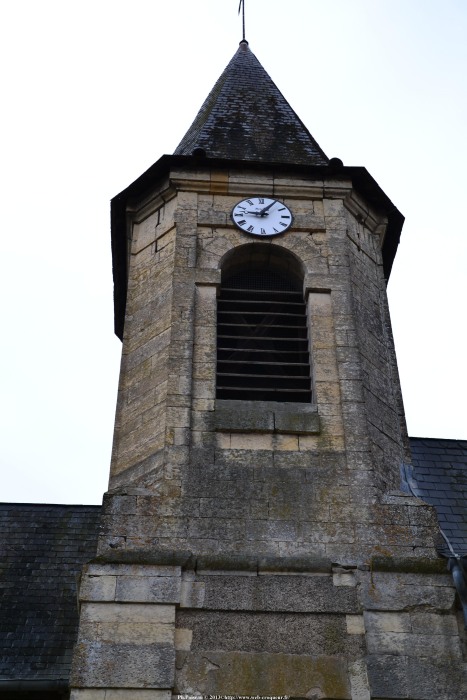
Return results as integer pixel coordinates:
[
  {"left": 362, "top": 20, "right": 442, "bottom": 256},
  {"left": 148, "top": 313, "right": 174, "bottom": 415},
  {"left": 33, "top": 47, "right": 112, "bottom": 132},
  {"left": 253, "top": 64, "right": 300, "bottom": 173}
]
[{"left": 216, "top": 268, "right": 312, "bottom": 403}]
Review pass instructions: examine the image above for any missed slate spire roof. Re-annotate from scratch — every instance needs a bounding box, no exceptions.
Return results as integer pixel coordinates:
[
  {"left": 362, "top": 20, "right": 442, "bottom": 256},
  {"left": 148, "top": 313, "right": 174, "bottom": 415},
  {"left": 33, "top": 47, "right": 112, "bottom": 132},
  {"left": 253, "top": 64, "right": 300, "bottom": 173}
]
[{"left": 174, "top": 40, "right": 329, "bottom": 166}]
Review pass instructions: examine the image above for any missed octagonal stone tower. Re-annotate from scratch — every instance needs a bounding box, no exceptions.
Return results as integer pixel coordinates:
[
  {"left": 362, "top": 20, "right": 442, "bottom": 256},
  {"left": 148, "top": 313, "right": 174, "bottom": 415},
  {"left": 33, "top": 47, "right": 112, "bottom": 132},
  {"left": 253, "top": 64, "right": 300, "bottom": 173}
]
[{"left": 71, "top": 42, "right": 465, "bottom": 699}]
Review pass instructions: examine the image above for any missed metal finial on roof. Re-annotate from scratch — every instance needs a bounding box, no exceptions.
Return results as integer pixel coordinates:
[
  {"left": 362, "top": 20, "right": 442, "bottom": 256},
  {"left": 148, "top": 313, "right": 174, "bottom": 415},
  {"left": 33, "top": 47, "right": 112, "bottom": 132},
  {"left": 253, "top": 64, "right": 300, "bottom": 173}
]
[{"left": 238, "top": 0, "right": 246, "bottom": 41}]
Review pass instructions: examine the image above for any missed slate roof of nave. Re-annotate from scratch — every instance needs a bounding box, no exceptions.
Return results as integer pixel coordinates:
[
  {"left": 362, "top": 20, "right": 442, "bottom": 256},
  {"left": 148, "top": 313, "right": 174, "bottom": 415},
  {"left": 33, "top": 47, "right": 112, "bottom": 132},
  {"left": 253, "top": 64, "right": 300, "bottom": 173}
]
[
  {"left": 174, "top": 40, "right": 329, "bottom": 166},
  {"left": 409, "top": 437, "right": 467, "bottom": 557},
  {"left": 1, "top": 438, "right": 467, "bottom": 687},
  {"left": 0, "top": 504, "right": 100, "bottom": 690}
]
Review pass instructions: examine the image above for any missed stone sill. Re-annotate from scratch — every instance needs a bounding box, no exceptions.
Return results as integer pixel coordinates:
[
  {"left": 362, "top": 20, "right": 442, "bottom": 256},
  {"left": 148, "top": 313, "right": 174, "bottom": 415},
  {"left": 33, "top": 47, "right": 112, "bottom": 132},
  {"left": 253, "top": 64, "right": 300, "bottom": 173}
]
[{"left": 215, "top": 400, "right": 320, "bottom": 435}]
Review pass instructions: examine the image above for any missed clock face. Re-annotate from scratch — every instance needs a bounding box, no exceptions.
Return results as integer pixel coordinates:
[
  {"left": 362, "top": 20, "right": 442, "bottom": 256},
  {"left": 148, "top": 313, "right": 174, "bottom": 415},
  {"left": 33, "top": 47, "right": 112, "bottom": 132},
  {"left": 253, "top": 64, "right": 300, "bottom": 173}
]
[{"left": 231, "top": 197, "right": 293, "bottom": 237}]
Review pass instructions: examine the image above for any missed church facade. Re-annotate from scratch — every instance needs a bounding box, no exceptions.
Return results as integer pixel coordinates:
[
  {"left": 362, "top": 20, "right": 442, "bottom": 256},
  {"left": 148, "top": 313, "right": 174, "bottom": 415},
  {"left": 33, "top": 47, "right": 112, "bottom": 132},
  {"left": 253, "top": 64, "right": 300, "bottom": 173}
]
[{"left": 1, "top": 41, "right": 466, "bottom": 699}]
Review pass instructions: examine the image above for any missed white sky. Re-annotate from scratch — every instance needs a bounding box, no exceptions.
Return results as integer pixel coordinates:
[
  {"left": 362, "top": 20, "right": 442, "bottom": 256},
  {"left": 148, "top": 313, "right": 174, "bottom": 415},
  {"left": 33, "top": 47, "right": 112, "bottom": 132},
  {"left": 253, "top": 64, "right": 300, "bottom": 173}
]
[{"left": 1, "top": 0, "right": 466, "bottom": 505}]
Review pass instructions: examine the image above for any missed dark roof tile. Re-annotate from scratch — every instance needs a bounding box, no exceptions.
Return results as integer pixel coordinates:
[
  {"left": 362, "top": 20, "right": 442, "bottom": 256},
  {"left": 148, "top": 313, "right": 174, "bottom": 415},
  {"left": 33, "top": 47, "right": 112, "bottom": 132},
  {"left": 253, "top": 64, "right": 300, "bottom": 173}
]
[
  {"left": 0, "top": 503, "right": 100, "bottom": 684},
  {"left": 410, "top": 438, "right": 467, "bottom": 557},
  {"left": 175, "top": 41, "right": 328, "bottom": 166}
]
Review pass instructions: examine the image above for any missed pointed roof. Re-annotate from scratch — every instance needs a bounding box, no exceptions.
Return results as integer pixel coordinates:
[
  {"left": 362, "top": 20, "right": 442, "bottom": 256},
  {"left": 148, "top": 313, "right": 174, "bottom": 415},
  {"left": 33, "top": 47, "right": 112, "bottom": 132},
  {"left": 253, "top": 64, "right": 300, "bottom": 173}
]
[{"left": 174, "top": 41, "right": 328, "bottom": 166}]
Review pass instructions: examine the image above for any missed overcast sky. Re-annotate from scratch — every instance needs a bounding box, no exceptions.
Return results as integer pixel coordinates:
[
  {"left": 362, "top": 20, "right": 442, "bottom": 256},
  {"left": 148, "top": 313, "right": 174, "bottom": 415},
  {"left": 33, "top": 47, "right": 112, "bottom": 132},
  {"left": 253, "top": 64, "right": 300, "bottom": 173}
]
[{"left": 1, "top": 0, "right": 466, "bottom": 505}]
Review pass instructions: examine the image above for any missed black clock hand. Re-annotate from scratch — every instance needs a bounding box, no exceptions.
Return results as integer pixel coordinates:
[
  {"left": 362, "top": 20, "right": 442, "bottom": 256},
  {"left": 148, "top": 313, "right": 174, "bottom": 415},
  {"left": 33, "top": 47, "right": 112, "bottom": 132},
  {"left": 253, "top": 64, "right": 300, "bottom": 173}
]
[
  {"left": 257, "top": 199, "right": 277, "bottom": 216},
  {"left": 243, "top": 201, "right": 277, "bottom": 216}
]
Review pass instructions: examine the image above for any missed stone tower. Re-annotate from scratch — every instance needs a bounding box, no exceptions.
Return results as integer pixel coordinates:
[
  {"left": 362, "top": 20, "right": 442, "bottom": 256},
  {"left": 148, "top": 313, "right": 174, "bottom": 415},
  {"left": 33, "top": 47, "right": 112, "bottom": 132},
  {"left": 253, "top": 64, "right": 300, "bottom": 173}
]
[{"left": 71, "top": 42, "right": 466, "bottom": 699}]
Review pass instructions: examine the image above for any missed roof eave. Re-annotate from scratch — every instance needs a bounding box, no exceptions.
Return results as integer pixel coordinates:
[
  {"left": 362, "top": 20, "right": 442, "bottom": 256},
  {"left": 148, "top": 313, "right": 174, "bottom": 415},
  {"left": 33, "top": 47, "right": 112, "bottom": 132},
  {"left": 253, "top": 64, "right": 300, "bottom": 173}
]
[{"left": 111, "top": 155, "right": 404, "bottom": 339}]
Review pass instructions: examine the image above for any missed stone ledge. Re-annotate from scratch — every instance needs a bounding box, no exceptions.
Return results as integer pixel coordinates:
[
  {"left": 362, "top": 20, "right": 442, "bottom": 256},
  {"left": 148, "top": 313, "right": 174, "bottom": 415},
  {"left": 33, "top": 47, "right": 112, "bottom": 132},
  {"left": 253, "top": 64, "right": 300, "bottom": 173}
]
[
  {"left": 215, "top": 399, "right": 320, "bottom": 434},
  {"left": 90, "top": 550, "right": 333, "bottom": 574},
  {"left": 370, "top": 556, "right": 448, "bottom": 574}
]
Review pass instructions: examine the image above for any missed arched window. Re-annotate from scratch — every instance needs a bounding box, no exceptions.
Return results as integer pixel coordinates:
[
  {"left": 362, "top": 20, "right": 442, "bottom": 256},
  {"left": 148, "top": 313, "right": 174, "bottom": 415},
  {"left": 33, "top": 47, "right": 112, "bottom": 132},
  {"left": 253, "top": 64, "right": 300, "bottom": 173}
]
[{"left": 216, "top": 245, "right": 312, "bottom": 403}]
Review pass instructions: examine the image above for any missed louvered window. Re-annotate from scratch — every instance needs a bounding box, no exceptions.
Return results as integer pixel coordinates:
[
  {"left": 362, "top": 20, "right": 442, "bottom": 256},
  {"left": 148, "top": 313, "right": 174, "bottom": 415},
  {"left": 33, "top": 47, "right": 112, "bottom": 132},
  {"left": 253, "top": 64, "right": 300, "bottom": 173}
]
[{"left": 216, "top": 252, "right": 312, "bottom": 403}]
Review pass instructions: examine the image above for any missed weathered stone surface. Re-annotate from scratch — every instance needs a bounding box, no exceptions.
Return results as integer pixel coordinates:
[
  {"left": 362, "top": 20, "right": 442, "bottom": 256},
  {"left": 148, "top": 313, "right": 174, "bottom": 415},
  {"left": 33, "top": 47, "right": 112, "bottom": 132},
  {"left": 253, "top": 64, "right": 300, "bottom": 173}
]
[
  {"left": 366, "top": 654, "right": 408, "bottom": 698},
  {"left": 72, "top": 642, "right": 175, "bottom": 688},
  {"left": 80, "top": 602, "right": 174, "bottom": 624},
  {"left": 180, "top": 579, "right": 206, "bottom": 608},
  {"left": 115, "top": 575, "right": 181, "bottom": 603},
  {"left": 175, "top": 650, "right": 351, "bottom": 697},
  {"left": 174, "top": 628, "right": 193, "bottom": 651},
  {"left": 274, "top": 409, "right": 320, "bottom": 434},
  {"left": 79, "top": 575, "right": 116, "bottom": 602},
  {"left": 201, "top": 574, "right": 359, "bottom": 613},
  {"left": 215, "top": 403, "right": 274, "bottom": 432},
  {"left": 176, "top": 610, "right": 365, "bottom": 657},
  {"left": 366, "top": 630, "right": 461, "bottom": 659},
  {"left": 346, "top": 615, "right": 365, "bottom": 635},
  {"left": 406, "top": 656, "right": 467, "bottom": 700},
  {"left": 359, "top": 571, "right": 455, "bottom": 611},
  {"left": 348, "top": 659, "right": 370, "bottom": 700}
]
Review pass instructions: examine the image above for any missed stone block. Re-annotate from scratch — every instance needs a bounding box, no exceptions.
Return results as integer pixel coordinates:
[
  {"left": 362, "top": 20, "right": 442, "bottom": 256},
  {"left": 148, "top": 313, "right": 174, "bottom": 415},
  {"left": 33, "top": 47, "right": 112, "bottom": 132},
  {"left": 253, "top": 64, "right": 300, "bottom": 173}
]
[
  {"left": 359, "top": 572, "right": 455, "bottom": 611},
  {"left": 298, "top": 435, "right": 321, "bottom": 451},
  {"left": 201, "top": 574, "right": 359, "bottom": 613},
  {"left": 216, "top": 433, "right": 231, "bottom": 449},
  {"left": 104, "top": 494, "right": 137, "bottom": 515},
  {"left": 180, "top": 578, "right": 206, "bottom": 609},
  {"left": 246, "top": 519, "right": 297, "bottom": 542},
  {"left": 188, "top": 517, "right": 245, "bottom": 540},
  {"left": 199, "top": 497, "right": 249, "bottom": 519},
  {"left": 176, "top": 609, "right": 363, "bottom": 657},
  {"left": 407, "top": 656, "right": 467, "bottom": 700},
  {"left": 80, "top": 603, "right": 175, "bottom": 625},
  {"left": 410, "top": 611, "right": 458, "bottom": 635},
  {"left": 274, "top": 410, "right": 320, "bottom": 434},
  {"left": 348, "top": 659, "right": 370, "bottom": 700},
  {"left": 174, "top": 628, "right": 193, "bottom": 651},
  {"left": 230, "top": 433, "right": 273, "bottom": 450},
  {"left": 215, "top": 402, "right": 274, "bottom": 432},
  {"left": 71, "top": 641, "right": 175, "bottom": 688},
  {"left": 214, "top": 448, "right": 273, "bottom": 469},
  {"left": 366, "top": 630, "right": 462, "bottom": 659},
  {"left": 301, "top": 522, "right": 355, "bottom": 544},
  {"left": 80, "top": 620, "right": 174, "bottom": 646},
  {"left": 80, "top": 575, "right": 116, "bottom": 602},
  {"left": 346, "top": 615, "right": 365, "bottom": 635},
  {"left": 367, "top": 654, "right": 408, "bottom": 698},
  {"left": 272, "top": 434, "right": 299, "bottom": 450},
  {"left": 115, "top": 575, "right": 181, "bottom": 604},
  {"left": 333, "top": 571, "right": 357, "bottom": 587},
  {"left": 175, "top": 650, "right": 351, "bottom": 697},
  {"left": 364, "top": 611, "right": 411, "bottom": 634}
]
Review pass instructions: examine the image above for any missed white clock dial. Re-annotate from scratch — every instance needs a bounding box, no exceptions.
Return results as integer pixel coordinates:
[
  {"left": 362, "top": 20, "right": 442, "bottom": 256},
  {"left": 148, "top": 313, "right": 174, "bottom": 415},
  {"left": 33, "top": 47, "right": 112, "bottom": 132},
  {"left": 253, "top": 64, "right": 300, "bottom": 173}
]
[{"left": 231, "top": 197, "right": 293, "bottom": 237}]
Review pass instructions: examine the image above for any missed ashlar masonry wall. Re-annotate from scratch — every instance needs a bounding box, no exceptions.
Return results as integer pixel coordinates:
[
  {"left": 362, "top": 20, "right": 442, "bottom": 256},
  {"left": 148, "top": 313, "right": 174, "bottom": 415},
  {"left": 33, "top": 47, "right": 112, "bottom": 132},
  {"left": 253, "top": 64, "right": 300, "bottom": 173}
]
[{"left": 102, "top": 167, "right": 436, "bottom": 563}]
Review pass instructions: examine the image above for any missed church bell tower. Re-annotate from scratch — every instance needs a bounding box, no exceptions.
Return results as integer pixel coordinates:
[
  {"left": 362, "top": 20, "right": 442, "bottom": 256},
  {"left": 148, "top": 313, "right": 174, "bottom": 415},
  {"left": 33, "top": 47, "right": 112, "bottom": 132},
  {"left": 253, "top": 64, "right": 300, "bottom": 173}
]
[{"left": 70, "top": 41, "right": 465, "bottom": 699}]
